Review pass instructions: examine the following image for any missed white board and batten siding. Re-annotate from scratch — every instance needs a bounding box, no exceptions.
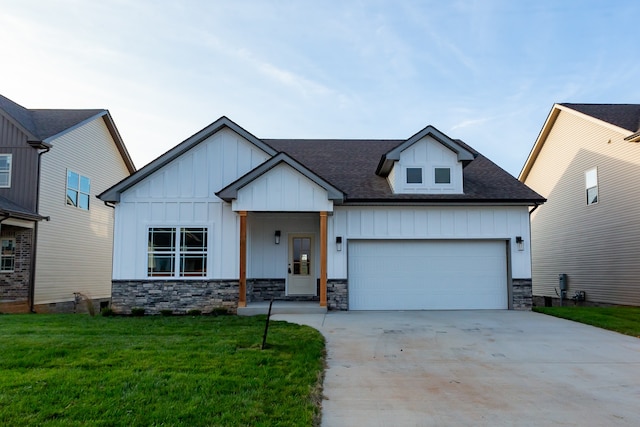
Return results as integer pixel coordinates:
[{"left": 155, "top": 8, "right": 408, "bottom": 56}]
[
  {"left": 35, "top": 118, "right": 131, "bottom": 304},
  {"left": 391, "top": 136, "right": 464, "bottom": 194},
  {"left": 113, "top": 128, "right": 271, "bottom": 280},
  {"left": 247, "top": 213, "right": 318, "bottom": 278},
  {"left": 232, "top": 163, "right": 334, "bottom": 212},
  {"left": 524, "top": 109, "right": 640, "bottom": 305},
  {"left": 327, "top": 205, "right": 532, "bottom": 280}
]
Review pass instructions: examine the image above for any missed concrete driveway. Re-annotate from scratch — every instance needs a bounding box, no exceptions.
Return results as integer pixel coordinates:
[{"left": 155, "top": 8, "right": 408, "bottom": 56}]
[{"left": 272, "top": 310, "right": 640, "bottom": 426}]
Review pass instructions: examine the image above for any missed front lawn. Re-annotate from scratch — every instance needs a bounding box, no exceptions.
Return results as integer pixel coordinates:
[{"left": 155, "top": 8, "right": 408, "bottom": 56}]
[
  {"left": 533, "top": 306, "right": 640, "bottom": 338},
  {"left": 0, "top": 314, "right": 325, "bottom": 426}
]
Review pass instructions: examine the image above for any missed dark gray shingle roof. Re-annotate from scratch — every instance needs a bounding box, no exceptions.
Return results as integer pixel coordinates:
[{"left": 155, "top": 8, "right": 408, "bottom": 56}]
[
  {"left": 561, "top": 103, "right": 640, "bottom": 132},
  {"left": 265, "top": 138, "right": 544, "bottom": 203},
  {"left": 0, "top": 94, "right": 103, "bottom": 140},
  {"left": 0, "top": 196, "right": 46, "bottom": 221}
]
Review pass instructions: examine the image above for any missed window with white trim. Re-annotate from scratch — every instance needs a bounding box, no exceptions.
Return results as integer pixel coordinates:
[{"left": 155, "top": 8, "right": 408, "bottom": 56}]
[
  {"left": 1, "top": 238, "right": 15, "bottom": 272},
  {"left": 148, "top": 227, "right": 208, "bottom": 277},
  {"left": 434, "top": 167, "right": 451, "bottom": 184},
  {"left": 405, "top": 167, "right": 423, "bottom": 184},
  {"left": 585, "top": 167, "right": 598, "bottom": 205},
  {"left": 66, "top": 170, "right": 91, "bottom": 210},
  {"left": 0, "top": 154, "right": 12, "bottom": 188}
]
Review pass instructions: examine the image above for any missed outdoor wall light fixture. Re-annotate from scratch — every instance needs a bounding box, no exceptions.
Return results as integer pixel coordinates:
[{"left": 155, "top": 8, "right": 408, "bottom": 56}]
[
  {"left": 515, "top": 236, "right": 524, "bottom": 251},
  {"left": 275, "top": 230, "right": 281, "bottom": 245},
  {"left": 336, "top": 236, "right": 343, "bottom": 251}
]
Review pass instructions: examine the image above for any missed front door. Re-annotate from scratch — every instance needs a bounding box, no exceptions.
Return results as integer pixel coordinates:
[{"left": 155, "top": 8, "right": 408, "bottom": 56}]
[{"left": 287, "top": 235, "right": 316, "bottom": 295}]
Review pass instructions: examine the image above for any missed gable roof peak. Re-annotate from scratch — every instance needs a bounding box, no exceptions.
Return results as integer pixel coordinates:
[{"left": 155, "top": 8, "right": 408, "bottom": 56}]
[
  {"left": 216, "top": 152, "right": 344, "bottom": 203},
  {"left": 376, "top": 124, "right": 476, "bottom": 176},
  {"left": 99, "top": 116, "right": 277, "bottom": 202}
]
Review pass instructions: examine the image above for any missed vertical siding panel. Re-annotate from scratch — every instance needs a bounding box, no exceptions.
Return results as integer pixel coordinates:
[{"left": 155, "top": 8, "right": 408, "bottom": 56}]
[
  {"left": 374, "top": 210, "right": 388, "bottom": 236},
  {"left": 361, "top": 210, "right": 374, "bottom": 236},
  {"left": 165, "top": 203, "right": 178, "bottom": 221},
  {"left": 467, "top": 209, "right": 481, "bottom": 236},
  {"left": 0, "top": 115, "right": 39, "bottom": 210},
  {"left": 454, "top": 210, "right": 467, "bottom": 236},
  {"left": 400, "top": 210, "right": 414, "bottom": 236},
  {"left": 428, "top": 210, "right": 441, "bottom": 235}
]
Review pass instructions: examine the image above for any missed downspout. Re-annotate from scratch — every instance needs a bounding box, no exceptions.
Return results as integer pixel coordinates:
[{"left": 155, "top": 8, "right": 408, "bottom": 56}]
[
  {"left": 29, "top": 145, "right": 51, "bottom": 313},
  {"left": 529, "top": 203, "right": 540, "bottom": 216},
  {"left": 527, "top": 202, "right": 541, "bottom": 308}
]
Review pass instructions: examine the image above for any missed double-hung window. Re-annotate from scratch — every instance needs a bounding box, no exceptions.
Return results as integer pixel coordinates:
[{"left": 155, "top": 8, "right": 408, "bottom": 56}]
[
  {"left": 148, "top": 227, "right": 207, "bottom": 277},
  {"left": 585, "top": 167, "right": 598, "bottom": 205},
  {"left": 66, "top": 170, "right": 91, "bottom": 210},
  {"left": 1, "top": 238, "right": 15, "bottom": 272},
  {"left": 0, "top": 154, "right": 12, "bottom": 188}
]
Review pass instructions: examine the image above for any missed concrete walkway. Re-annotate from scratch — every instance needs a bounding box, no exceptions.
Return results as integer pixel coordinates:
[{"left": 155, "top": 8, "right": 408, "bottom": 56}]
[{"left": 272, "top": 310, "right": 640, "bottom": 426}]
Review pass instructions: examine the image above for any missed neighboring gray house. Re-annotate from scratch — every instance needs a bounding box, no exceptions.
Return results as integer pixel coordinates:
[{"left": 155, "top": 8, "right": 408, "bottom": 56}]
[
  {"left": 0, "top": 94, "right": 135, "bottom": 313},
  {"left": 99, "top": 116, "right": 544, "bottom": 314},
  {"left": 520, "top": 103, "right": 640, "bottom": 307}
]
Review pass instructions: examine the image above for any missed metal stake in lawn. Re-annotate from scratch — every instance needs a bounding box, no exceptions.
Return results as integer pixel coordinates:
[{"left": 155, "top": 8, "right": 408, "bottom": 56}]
[{"left": 261, "top": 298, "right": 274, "bottom": 350}]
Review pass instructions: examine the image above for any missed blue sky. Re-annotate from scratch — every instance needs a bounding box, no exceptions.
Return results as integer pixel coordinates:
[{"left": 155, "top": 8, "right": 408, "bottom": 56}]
[{"left": 1, "top": 0, "right": 639, "bottom": 177}]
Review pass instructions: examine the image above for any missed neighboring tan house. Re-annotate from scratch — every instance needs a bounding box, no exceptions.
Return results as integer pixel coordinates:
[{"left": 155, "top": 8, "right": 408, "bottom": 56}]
[
  {"left": 519, "top": 103, "right": 640, "bottom": 307},
  {"left": 0, "top": 94, "right": 135, "bottom": 313},
  {"left": 99, "top": 116, "right": 544, "bottom": 314}
]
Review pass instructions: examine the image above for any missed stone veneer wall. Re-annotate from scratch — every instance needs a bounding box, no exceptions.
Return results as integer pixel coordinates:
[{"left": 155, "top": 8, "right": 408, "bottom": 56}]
[
  {"left": 512, "top": 278, "right": 533, "bottom": 311},
  {"left": 327, "top": 279, "right": 348, "bottom": 311},
  {"left": 0, "top": 227, "right": 33, "bottom": 313},
  {"left": 111, "top": 280, "right": 239, "bottom": 315},
  {"left": 247, "top": 279, "right": 285, "bottom": 302},
  {"left": 247, "top": 279, "right": 319, "bottom": 302}
]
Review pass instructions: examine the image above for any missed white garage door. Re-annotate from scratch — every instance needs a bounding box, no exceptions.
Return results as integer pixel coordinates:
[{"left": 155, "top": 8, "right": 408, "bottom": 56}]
[{"left": 349, "top": 240, "right": 508, "bottom": 310}]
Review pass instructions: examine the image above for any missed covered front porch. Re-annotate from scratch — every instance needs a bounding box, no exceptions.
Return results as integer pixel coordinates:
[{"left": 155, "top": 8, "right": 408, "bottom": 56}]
[
  {"left": 236, "top": 211, "right": 330, "bottom": 313},
  {"left": 215, "top": 151, "right": 345, "bottom": 313}
]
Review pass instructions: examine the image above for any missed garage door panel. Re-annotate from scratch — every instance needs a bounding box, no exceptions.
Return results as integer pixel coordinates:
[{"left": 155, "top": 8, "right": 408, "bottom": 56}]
[{"left": 349, "top": 240, "right": 507, "bottom": 310}]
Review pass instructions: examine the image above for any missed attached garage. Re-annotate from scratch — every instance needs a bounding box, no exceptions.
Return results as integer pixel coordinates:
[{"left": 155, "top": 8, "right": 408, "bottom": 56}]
[{"left": 348, "top": 240, "right": 508, "bottom": 310}]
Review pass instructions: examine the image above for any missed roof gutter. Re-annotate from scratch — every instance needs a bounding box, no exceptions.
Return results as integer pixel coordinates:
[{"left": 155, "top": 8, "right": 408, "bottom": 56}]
[{"left": 341, "top": 200, "right": 545, "bottom": 207}]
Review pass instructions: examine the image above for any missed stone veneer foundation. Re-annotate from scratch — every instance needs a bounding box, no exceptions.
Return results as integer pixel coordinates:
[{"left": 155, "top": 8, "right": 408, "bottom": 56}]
[
  {"left": 512, "top": 278, "right": 533, "bottom": 310},
  {"left": 327, "top": 279, "right": 348, "bottom": 310},
  {"left": 111, "top": 277, "right": 530, "bottom": 314},
  {"left": 111, "top": 280, "right": 240, "bottom": 315}
]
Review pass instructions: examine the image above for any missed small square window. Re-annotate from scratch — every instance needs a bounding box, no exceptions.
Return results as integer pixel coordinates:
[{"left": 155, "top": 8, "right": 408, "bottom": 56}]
[
  {"left": 434, "top": 168, "right": 451, "bottom": 184},
  {"left": 406, "top": 167, "right": 423, "bottom": 184}
]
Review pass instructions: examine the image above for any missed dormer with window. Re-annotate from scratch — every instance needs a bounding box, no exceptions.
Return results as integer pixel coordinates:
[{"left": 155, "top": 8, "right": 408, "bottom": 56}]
[{"left": 376, "top": 125, "right": 475, "bottom": 195}]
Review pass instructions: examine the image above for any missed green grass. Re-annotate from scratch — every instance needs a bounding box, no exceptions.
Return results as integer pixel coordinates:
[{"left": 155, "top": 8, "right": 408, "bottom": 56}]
[
  {"left": 534, "top": 306, "right": 640, "bottom": 338},
  {"left": 0, "top": 314, "right": 325, "bottom": 426}
]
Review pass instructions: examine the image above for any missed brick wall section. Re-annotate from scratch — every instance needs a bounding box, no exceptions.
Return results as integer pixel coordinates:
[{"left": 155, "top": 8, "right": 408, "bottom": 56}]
[
  {"left": 512, "top": 278, "right": 533, "bottom": 310},
  {"left": 0, "top": 227, "right": 33, "bottom": 313},
  {"left": 111, "top": 280, "right": 239, "bottom": 315},
  {"left": 327, "top": 279, "right": 348, "bottom": 311}
]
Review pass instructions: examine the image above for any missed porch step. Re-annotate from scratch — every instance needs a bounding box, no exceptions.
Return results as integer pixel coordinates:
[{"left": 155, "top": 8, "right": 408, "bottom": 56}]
[{"left": 237, "top": 301, "right": 327, "bottom": 316}]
